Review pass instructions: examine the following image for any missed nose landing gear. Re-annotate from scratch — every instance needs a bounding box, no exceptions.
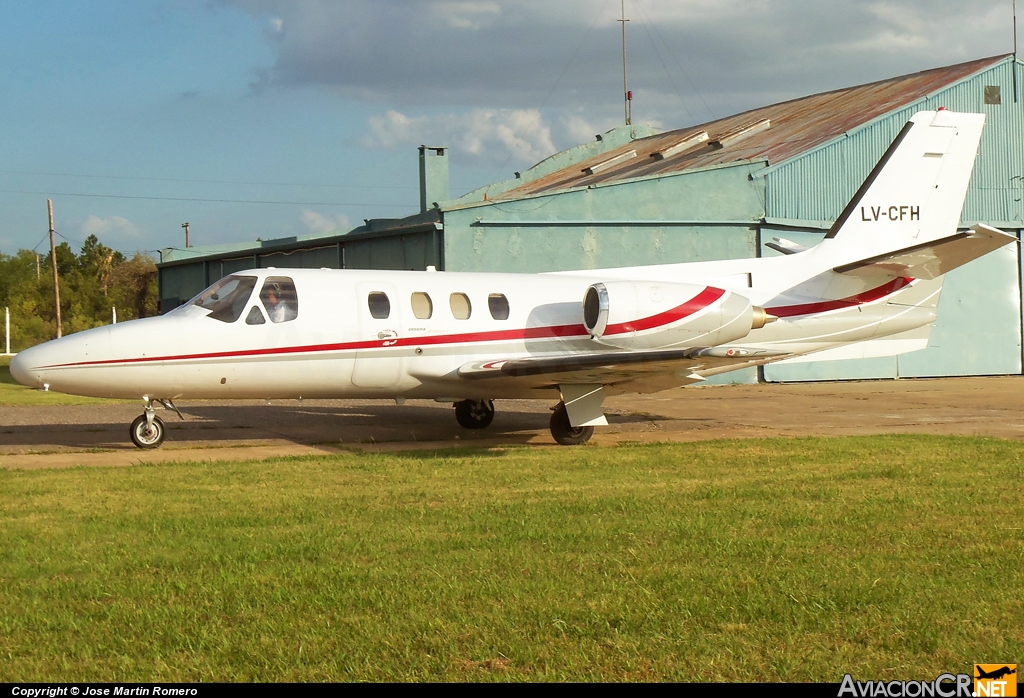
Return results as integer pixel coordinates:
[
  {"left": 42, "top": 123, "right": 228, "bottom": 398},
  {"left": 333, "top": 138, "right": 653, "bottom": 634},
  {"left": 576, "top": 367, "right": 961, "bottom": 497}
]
[
  {"left": 130, "top": 413, "right": 165, "bottom": 449},
  {"left": 129, "top": 398, "right": 182, "bottom": 449}
]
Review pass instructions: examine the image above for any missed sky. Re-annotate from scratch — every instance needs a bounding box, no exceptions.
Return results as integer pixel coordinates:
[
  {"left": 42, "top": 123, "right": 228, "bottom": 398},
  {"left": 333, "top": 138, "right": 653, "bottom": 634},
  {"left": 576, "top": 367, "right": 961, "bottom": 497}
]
[{"left": 0, "top": 0, "right": 1016, "bottom": 256}]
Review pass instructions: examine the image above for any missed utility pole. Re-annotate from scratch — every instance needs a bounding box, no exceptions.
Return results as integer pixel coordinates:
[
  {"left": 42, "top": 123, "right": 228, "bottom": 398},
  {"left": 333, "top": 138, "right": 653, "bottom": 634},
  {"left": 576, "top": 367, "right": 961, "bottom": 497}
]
[
  {"left": 35, "top": 253, "right": 40, "bottom": 281},
  {"left": 48, "top": 199, "right": 62, "bottom": 339},
  {"left": 618, "top": 0, "right": 631, "bottom": 125},
  {"left": 5, "top": 307, "right": 10, "bottom": 356},
  {"left": 182, "top": 222, "right": 190, "bottom": 248}
]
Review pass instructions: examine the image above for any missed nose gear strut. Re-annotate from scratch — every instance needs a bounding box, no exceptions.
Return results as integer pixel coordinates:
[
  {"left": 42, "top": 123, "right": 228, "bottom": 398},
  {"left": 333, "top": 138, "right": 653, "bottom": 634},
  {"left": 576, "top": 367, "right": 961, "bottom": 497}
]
[{"left": 129, "top": 397, "right": 184, "bottom": 449}]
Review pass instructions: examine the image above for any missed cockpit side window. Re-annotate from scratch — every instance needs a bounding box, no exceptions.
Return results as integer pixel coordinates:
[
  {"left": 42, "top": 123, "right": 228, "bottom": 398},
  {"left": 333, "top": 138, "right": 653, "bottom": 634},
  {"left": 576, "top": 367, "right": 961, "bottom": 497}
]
[
  {"left": 245, "top": 306, "right": 266, "bottom": 325},
  {"left": 192, "top": 275, "right": 258, "bottom": 323},
  {"left": 259, "top": 276, "right": 299, "bottom": 323}
]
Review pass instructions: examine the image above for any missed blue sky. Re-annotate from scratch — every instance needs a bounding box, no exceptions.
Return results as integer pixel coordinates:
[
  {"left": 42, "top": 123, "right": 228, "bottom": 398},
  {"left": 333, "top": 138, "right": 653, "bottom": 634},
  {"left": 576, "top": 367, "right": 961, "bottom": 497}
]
[{"left": 0, "top": 0, "right": 1013, "bottom": 256}]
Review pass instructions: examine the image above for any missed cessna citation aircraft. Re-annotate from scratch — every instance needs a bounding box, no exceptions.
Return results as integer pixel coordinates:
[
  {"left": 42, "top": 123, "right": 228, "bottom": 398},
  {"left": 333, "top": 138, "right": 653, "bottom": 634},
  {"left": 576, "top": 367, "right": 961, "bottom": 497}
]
[{"left": 9, "top": 110, "right": 1017, "bottom": 448}]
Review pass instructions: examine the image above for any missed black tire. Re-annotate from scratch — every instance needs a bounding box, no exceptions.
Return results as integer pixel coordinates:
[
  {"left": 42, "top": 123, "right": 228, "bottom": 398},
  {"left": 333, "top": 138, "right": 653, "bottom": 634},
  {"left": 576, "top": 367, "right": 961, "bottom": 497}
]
[
  {"left": 130, "top": 414, "right": 165, "bottom": 449},
  {"left": 549, "top": 402, "right": 594, "bottom": 446},
  {"left": 454, "top": 399, "right": 495, "bottom": 429}
]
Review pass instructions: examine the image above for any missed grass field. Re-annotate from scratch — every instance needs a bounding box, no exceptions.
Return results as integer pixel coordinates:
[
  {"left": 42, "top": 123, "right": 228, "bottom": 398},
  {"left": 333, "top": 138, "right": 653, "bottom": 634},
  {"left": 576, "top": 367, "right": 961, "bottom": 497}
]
[
  {"left": 0, "top": 354, "right": 118, "bottom": 406},
  {"left": 1, "top": 436, "right": 1021, "bottom": 681}
]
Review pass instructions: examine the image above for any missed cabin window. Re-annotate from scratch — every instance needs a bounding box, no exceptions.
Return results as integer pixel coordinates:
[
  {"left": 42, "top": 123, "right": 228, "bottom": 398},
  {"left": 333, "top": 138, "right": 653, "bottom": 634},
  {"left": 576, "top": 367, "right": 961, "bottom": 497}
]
[
  {"left": 488, "top": 293, "right": 509, "bottom": 320},
  {"left": 368, "top": 292, "right": 391, "bottom": 319},
  {"left": 245, "top": 306, "right": 266, "bottom": 325},
  {"left": 410, "top": 292, "right": 433, "bottom": 319},
  {"left": 259, "top": 276, "right": 299, "bottom": 323},
  {"left": 450, "top": 293, "right": 471, "bottom": 320},
  {"left": 192, "top": 275, "right": 257, "bottom": 323}
]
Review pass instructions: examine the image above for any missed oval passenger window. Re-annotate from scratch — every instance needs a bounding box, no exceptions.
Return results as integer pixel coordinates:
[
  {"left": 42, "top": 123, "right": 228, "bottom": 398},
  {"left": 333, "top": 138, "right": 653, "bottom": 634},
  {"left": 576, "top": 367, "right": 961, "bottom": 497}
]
[
  {"left": 488, "top": 294, "right": 509, "bottom": 320},
  {"left": 411, "top": 292, "right": 432, "bottom": 319},
  {"left": 450, "top": 293, "right": 471, "bottom": 320},
  {"left": 368, "top": 292, "right": 391, "bottom": 319}
]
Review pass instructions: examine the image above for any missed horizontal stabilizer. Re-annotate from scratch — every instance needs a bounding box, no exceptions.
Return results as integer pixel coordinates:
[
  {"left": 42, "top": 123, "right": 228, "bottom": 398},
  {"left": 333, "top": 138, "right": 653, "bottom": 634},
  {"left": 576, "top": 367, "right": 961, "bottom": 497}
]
[
  {"left": 833, "top": 224, "right": 1016, "bottom": 280},
  {"left": 774, "top": 324, "right": 932, "bottom": 364},
  {"left": 765, "top": 237, "right": 808, "bottom": 256}
]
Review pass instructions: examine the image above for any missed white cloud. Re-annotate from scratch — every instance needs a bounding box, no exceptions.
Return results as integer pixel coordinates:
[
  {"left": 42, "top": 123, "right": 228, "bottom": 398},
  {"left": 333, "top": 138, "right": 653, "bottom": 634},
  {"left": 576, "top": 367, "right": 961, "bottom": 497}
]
[
  {"left": 80, "top": 215, "right": 140, "bottom": 238},
  {"left": 429, "top": 1, "right": 501, "bottom": 30},
  {"left": 362, "top": 108, "right": 557, "bottom": 165},
  {"left": 228, "top": 0, "right": 1013, "bottom": 129},
  {"left": 300, "top": 209, "right": 350, "bottom": 234}
]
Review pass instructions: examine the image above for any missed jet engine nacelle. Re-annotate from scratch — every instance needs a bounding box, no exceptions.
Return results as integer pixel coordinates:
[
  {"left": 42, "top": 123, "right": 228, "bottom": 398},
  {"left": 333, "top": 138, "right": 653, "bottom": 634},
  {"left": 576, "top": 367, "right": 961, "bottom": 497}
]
[{"left": 582, "top": 281, "right": 759, "bottom": 350}]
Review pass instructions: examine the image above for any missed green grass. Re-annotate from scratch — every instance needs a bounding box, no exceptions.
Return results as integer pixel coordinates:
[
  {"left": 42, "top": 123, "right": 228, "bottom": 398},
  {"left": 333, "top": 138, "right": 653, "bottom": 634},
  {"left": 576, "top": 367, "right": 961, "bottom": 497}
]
[
  {"left": 0, "top": 354, "right": 117, "bottom": 406},
  {"left": 1, "top": 436, "right": 1022, "bottom": 681}
]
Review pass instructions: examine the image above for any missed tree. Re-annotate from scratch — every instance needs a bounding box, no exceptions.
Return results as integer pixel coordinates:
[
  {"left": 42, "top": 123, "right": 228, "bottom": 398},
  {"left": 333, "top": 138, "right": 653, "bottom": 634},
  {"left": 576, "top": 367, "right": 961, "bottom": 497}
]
[{"left": 0, "top": 236, "right": 159, "bottom": 351}]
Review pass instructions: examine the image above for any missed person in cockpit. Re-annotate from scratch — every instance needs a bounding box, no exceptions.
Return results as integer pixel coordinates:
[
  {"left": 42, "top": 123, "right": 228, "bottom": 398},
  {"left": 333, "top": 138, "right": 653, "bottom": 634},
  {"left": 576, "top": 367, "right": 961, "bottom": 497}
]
[{"left": 261, "top": 279, "right": 298, "bottom": 323}]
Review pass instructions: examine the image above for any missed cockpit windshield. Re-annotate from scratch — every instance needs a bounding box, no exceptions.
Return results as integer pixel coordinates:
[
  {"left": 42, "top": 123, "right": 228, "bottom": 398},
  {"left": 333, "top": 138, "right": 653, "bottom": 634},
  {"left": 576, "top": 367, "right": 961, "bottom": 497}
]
[{"left": 190, "top": 275, "right": 257, "bottom": 323}]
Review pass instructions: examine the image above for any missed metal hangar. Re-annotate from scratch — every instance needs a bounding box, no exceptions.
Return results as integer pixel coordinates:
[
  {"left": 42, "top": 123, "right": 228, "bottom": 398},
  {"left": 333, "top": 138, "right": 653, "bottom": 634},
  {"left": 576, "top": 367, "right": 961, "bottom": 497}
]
[{"left": 158, "top": 54, "right": 1024, "bottom": 383}]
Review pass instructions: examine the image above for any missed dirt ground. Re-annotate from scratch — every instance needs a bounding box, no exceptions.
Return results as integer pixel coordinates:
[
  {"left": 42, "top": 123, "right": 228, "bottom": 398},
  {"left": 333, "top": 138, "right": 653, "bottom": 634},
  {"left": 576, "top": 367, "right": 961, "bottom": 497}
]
[{"left": 3, "top": 375, "right": 1024, "bottom": 469}]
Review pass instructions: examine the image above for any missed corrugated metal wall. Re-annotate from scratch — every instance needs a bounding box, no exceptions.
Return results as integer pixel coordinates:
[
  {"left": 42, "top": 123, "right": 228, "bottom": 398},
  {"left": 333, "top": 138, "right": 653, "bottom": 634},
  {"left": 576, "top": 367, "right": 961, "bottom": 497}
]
[
  {"left": 443, "top": 162, "right": 766, "bottom": 273},
  {"left": 763, "top": 58, "right": 1024, "bottom": 381},
  {"left": 765, "top": 58, "right": 1024, "bottom": 225},
  {"left": 158, "top": 232, "right": 442, "bottom": 312}
]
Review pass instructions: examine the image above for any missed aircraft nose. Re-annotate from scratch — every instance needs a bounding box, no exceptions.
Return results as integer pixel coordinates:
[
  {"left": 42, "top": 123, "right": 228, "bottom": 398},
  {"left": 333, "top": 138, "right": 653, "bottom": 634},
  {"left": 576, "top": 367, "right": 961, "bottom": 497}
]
[{"left": 9, "top": 346, "right": 41, "bottom": 387}]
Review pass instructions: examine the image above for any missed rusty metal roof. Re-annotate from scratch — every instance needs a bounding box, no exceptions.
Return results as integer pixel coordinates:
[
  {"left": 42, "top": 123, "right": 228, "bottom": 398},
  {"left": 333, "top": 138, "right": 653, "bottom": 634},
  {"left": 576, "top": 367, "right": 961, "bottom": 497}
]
[{"left": 500, "top": 55, "right": 1008, "bottom": 199}]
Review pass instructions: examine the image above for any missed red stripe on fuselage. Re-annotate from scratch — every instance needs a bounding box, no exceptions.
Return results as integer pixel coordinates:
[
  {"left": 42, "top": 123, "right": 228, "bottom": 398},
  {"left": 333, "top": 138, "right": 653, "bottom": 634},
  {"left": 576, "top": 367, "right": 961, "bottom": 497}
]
[
  {"left": 765, "top": 277, "right": 914, "bottom": 318},
  {"left": 39, "top": 286, "right": 725, "bottom": 369}
]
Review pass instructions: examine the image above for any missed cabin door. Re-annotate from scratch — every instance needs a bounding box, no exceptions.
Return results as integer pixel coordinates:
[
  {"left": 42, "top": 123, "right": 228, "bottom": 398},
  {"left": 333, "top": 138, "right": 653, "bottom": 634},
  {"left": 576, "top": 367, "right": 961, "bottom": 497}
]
[{"left": 351, "top": 282, "right": 404, "bottom": 389}]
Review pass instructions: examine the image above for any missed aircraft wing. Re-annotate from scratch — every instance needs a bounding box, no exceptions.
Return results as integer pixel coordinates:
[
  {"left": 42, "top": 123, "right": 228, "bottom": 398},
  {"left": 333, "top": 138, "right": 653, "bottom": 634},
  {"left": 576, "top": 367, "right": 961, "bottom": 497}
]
[
  {"left": 833, "top": 224, "right": 1016, "bottom": 280},
  {"left": 457, "top": 347, "right": 788, "bottom": 394}
]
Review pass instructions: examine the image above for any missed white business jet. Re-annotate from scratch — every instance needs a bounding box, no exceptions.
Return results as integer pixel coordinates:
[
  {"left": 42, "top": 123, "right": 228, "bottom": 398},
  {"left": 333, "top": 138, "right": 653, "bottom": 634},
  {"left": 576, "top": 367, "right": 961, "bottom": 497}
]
[{"left": 10, "top": 110, "right": 1016, "bottom": 448}]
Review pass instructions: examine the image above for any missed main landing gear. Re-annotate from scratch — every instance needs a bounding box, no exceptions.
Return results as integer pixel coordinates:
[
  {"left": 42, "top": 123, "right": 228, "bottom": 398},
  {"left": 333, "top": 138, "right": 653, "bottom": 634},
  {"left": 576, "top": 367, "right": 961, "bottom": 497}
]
[
  {"left": 452, "top": 398, "right": 595, "bottom": 446},
  {"left": 454, "top": 399, "right": 495, "bottom": 429},
  {"left": 549, "top": 402, "right": 594, "bottom": 446},
  {"left": 129, "top": 398, "right": 183, "bottom": 449}
]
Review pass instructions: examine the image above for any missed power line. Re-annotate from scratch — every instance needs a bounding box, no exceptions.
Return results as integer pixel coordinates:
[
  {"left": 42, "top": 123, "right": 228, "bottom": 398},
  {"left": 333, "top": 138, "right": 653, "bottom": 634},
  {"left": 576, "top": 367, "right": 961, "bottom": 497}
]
[
  {"left": 632, "top": 0, "right": 716, "bottom": 122},
  {"left": 631, "top": 0, "right": 693, "bottom": 124},
  {"left": 489, "top": 0, "right": 615, "bottom": 182},
  {"left": 0, "top": 189, "right": 418, "bottom": 208},
  {"left": 0, "top": 169, "right": 416, "bottom": 190},
  {"left": 55, "top": 230, "right": 84, "bottom": 248},
  {"left": 30, "top": 233, "right": 49, "bottom": 254}
]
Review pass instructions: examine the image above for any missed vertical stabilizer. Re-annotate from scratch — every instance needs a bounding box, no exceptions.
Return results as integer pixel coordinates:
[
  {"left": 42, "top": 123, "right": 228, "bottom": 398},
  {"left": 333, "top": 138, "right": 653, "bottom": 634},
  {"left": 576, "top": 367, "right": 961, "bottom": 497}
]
[{"left": 823, "top": 110, "right": 985, "bottom": 256}]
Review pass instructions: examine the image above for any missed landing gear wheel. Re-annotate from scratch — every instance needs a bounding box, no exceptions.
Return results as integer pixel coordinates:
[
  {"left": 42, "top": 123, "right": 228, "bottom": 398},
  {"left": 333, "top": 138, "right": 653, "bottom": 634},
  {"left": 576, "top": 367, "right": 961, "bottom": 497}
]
[
  {"left": 454, "top": 399, "right": 495, "bottom": 429},
  {"left": 130, "top": 414, "right": 165, "bottom": 449},
  {"left": 549, "top": 402, "right": 593, "bottom": 446}
]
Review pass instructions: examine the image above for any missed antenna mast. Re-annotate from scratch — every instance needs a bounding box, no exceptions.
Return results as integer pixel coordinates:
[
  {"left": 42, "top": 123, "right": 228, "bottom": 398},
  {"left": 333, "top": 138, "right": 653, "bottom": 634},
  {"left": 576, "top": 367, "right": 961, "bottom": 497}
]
[{"left": 618, "top": 0, "right": 631, "bottom": 125}]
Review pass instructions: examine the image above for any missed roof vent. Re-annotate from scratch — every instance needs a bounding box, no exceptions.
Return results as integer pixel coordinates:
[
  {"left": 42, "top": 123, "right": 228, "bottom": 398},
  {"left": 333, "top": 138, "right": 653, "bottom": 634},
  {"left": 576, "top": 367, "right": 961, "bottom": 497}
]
[
  {"left": 710, "top": 119, "right": 771, "bottom": 149},
  {"left": 582, "top": 149, "right": 637, "bottom": 175},
  {"left": 650, "top": 130, "right": 709, "bottom": 161}
]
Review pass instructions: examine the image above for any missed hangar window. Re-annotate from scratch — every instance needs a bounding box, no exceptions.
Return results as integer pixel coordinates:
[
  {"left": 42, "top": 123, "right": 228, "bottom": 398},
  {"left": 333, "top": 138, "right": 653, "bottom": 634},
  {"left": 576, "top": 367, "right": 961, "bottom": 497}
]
[
  {"left": 192, "top": 275, "right": 257, "bottom": 324},
  {"left": 450, "top": 293, "right": 472, "bottom": 320},
  {"left": 368, "top": 292, "right": 391, "bottom": 319},
  {"left": 410, "top": 292, "right": 433, "bottom": 319},
  {"left": 259, "top": 276, "right": 299, "bottom": 323},
  {"left": 985, "top": 85, "right": 1001, "bottom": 105},
  {"left": 488, "top": 294, "right": 510, "bottom": 320}
]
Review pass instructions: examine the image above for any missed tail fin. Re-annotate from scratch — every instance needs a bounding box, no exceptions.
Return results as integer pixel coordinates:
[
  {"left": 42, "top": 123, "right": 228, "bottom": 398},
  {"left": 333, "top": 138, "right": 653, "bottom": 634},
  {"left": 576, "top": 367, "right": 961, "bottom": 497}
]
[{"left": 823, "top": 110, "right": 985, "bottom": 255}]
